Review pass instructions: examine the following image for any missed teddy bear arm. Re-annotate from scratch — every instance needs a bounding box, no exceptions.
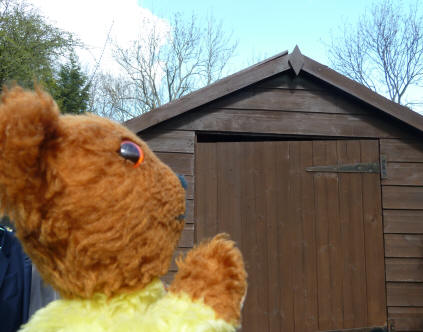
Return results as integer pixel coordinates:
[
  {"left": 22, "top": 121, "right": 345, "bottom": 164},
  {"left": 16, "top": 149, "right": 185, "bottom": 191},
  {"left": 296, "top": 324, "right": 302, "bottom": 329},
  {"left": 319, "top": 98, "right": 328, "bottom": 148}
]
[{"left": 168, "top": 233, "right": 247, "bottom": 325}]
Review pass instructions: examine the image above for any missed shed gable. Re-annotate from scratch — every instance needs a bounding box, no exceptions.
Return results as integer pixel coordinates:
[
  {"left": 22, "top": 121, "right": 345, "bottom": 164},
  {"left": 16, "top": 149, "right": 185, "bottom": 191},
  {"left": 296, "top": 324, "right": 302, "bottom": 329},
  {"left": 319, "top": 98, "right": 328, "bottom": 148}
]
[
  {"left": 152, "top": 71, "right": 414, "bottom": 140},
  {"left": 135, "top": 54, "right": 423, "bottom": 332}
]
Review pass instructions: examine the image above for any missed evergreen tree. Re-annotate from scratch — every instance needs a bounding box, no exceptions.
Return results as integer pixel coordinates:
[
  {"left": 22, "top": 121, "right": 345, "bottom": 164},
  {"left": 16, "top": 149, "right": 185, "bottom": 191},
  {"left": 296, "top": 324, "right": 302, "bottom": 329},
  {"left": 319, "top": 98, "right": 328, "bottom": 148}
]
[{"left": 53, "top": 55, "right": 90, "bottom": 114}]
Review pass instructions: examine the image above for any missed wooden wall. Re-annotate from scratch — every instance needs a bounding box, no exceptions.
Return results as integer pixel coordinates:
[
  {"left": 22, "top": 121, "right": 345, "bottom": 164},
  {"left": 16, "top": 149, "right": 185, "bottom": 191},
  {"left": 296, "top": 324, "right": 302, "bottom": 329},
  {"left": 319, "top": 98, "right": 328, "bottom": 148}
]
[
  {"left": 138, "top": 71, "right": 423, "bottom": 331},
  {"left": 381, "top": 139, "right": 423, "bottom": 331}
]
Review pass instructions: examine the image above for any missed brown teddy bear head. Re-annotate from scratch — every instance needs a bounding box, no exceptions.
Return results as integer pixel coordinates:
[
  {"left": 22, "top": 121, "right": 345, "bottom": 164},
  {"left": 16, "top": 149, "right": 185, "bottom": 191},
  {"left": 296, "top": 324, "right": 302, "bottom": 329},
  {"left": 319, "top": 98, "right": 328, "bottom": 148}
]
[{"left": 0, "top": 87, "right": 186, "bottom": 298}]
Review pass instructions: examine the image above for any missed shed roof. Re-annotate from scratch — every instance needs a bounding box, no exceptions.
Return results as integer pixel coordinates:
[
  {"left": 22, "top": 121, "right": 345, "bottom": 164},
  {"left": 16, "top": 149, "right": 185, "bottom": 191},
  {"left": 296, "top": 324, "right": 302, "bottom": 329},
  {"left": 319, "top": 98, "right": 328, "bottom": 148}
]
[{"left": 125, "top": 46, "right": 423, "bottom": 134}]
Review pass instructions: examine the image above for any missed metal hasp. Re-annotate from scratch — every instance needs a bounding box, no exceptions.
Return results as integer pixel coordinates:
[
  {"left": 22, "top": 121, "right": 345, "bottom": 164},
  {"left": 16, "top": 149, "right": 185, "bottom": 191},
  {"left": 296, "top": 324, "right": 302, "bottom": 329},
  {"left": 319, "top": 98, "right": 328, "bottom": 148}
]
[{"left": 306, "top": 162, "right": 380, "bottom": 174}]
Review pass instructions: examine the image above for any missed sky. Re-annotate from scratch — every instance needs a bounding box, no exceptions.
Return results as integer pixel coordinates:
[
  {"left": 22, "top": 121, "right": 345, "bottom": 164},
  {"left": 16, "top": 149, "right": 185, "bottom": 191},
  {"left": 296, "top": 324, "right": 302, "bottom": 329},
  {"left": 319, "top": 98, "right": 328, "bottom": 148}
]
[
  {"left": 141, "top": 0, "right": 371, "bottom": 66},
  {"left": 28, "top": 0, "right": 423, "bottom": 112},
  {"left": 29, "top": 0, "right": 372, "bottom": 71}
]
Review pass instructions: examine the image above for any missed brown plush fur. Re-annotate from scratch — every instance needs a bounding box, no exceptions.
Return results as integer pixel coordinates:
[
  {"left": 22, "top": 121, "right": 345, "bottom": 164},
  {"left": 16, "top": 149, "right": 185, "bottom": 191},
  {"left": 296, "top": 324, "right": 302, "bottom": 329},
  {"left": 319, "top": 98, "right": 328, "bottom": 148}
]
[
  {"left": 169, "top": 234, "right": 247, "bottom": 324},
  {"left": 0, "top": 87, "right": 186, "bottom": 298},
  {"left": 0, "top": 86, "right": 247, "bottom": 326}
]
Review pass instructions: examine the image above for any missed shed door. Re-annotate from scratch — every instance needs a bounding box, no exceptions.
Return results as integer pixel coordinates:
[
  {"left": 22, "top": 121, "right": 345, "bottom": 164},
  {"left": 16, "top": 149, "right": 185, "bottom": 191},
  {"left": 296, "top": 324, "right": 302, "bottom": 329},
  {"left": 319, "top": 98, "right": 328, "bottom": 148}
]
[{"left": 196, "top": 140, "right": 386, "bottom": 332}]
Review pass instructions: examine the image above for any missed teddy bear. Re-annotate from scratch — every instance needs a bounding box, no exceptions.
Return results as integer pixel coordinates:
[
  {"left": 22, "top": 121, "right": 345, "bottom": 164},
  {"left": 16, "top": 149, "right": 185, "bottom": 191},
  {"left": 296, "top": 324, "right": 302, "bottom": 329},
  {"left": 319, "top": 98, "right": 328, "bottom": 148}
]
[{"left": 0, "top": 86, "right": 247, "bottom": 331}]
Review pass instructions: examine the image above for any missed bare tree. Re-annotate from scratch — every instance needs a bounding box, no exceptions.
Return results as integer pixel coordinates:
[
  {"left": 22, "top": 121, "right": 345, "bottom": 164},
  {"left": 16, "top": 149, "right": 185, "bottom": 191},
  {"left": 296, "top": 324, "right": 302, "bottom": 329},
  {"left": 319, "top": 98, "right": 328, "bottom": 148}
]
[
  {"left": 87, "top": 72, "right": 139, "bottom": 121},
  {"left": 94, "top": 13, "right": 237, "bottom": 120},
  {"left": 328, "top": 0, "right": 423, "bottom": 107}
]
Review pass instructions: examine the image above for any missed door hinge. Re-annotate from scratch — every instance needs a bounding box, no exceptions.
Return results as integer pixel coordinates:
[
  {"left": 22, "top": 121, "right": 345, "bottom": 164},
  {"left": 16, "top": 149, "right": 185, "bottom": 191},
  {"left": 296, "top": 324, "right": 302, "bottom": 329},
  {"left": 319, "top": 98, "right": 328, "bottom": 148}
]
[
  {"left": 306, "top": 157, "right": 388, "bottom": 179},
  {"left": 380, "top": 155, "right": 388, "bottom": 179},
  {"left": 306, "top": 162, "right": 380, "bottom": 174}
]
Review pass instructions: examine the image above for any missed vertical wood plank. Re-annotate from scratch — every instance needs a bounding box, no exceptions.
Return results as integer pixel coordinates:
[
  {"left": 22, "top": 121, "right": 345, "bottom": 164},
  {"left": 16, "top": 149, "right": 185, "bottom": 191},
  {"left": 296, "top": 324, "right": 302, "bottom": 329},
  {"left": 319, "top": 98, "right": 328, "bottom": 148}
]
[
  {"left": 263, "top": 142, "right": 281, "bottom": 332},
  {"left": 314, "top": 141, "right": 344, "bottom": 330},
  {"left": 195, "top": 143, "right": 217, "bottom": 241},
  {"left": 276, "top": 142, "right": 295, "bottom": 331},
  {"left": 252, "top": 142, "right": 270, "bottom": 332},
  {"left": 216, "top": 142, "right": 242, "bottom": 245},
  {"left": 338, "top": 140, "right": 368, "bottom": 328},
  {"left": 290, "top": 141, "right": 305, "bottom": 332},
  {"left": 299, "top": 141, "right": 318, "bottom": 331},
  {"left": 239, "top": 142, "right": 269, "bottom": 332},
  {"left": 313, "top": 141, "right": 331, "bottom": 330},
  {"left": 326, "top": 141, "right": 344, "bottom": 329},
  {"left": 360, "top": 140, "right": 387, "bottom": 326},
  {"left": 196, "top": 139, "right": 386, "bottom": 331}
]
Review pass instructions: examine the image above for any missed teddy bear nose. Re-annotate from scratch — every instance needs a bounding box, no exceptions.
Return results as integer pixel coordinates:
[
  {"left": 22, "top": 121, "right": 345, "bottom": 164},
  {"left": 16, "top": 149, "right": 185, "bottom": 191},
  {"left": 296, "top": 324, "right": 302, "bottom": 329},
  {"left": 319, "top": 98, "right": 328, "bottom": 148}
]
[{"left": 177, "top": 174, "right": 187, "bottom": 190}]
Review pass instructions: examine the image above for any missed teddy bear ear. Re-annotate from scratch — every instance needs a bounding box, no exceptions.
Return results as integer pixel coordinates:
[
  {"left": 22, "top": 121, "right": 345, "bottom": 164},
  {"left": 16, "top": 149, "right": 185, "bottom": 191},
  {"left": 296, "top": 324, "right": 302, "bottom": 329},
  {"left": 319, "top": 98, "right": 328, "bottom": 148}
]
[{"left": 0, "top": 86, "right": 60, "bottom": 220}]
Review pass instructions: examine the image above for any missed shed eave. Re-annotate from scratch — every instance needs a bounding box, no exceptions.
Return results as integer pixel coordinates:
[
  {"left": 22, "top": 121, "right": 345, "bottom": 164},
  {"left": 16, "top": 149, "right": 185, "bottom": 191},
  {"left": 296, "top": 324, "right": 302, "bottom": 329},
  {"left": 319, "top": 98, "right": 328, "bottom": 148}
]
[
  {"left": 125, "top": 50, "right": 289, "bottom": 133},
  {"left": 301, "top": 55, "right": 423, "bottom": 133},
  {"left": 124, "top": 46, "right": 423, "bottom": 135}
]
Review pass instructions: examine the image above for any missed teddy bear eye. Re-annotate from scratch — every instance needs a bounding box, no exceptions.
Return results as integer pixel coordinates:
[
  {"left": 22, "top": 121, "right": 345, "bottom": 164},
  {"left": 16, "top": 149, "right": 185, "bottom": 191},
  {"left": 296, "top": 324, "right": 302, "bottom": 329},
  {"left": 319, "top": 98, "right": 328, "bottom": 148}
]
[{"left": 120, "top": 141, "right": 144, "bottom": 168}]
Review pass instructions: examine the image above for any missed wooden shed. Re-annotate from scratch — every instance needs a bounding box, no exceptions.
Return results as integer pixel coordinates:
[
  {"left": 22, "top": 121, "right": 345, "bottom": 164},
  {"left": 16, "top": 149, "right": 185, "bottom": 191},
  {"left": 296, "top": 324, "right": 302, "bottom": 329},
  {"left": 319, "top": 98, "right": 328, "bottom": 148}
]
[{"left": 125, "top": 46, "right": 423, "bottom": 332}]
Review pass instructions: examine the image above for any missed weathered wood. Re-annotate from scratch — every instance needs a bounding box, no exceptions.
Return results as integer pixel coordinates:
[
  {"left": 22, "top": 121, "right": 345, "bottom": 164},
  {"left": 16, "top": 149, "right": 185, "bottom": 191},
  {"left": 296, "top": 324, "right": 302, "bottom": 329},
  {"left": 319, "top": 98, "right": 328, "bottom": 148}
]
[
  {"left": 385, "top": 234, "right": 423, "bottom": 257},
  {"left": 297, "top": 141, "right": 319, "bottom": 331},
  {"left": 382, "top": 163, "right": 423, "bottom": 186},
  {"left": 388, "top": 307, "right": 423, "bottom": 331},
  {"left": 216, "top": 142, "right": 243, "bottom": 245},
  {"left": 380, "top": 139, "right": 423, "bottom": 162},
  {"left": 195, "top": 143, "right": 217, "bottom": 242},
  {"left": 382, "top": 186, "right": 423, "bottom": 210},
  {"left": 360, "top": 140, "right": 387, "bottom": 325},
  {"left": 289, "top": 142, "right": 305, "bottom": 331},
  {"left": 231, "top": 142, "right": 269, "bottom": 332},
  {"left": 288, "top": 45, "right": 304, "bottom": 75},
  {"left": 125, "top": 50, "right": 290, "bottom": 133},
  {"left": 163, "top": 108, "right": 405, "bottom": 139},
  {"left": 315, "top": 328, "right": 386, "bottom": 332},
  {"left": 140, "top": 129, "right": 195, "bottom": 153},
  {"left": 303, "top": 55, "right": 423, "bottom": 133},
  {"left": 211, "top": 88, "right": 367, "bottom": 115},
  {"left": 254, "top": 72, "right": 324, "bottom": 90},
  {"left": 185, "top": 199, "right": 194, "bottom": 224},
  {"left": 313, "top": 141, "right": 344, "bottom": 330},
  {"left": 184, "top": 175, "right": 194, "bottom": 200},
  {"left": 276, "top": 142, "right": 295, "bottom": 331},
  {"left": 176, "top": 223, "right": 194, "bottom": 248},
  {"left": 126, "top": 50, "right": 423, "bottom": 139},
  {"left": 387, "top": 283, "right": 423, "bottom": 306},
  {"left": 338, "top": 141, "right": 368, "bottom": 328},
  {"left": 156, "top": 152, "right": 194, "bottom": 176},
  {"left": 384, "top": 210, "right": 423, "bottom": 234},
  {"left": 196, "top": 139, "right": 386, "bottom": 332},
  {"left": 386, "top": 258, "right": 423, "bottom": 282},
  {"left": 263, "top": 142, "right": 282, "bottom": 332}
]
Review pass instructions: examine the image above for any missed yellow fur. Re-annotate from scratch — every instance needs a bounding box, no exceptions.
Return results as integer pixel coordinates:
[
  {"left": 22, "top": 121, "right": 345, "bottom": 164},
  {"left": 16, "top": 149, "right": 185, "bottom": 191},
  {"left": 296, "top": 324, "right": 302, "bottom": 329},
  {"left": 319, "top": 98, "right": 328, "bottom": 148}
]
[{"left": 19, "top": 279, "right": 236, "bottom": 332}]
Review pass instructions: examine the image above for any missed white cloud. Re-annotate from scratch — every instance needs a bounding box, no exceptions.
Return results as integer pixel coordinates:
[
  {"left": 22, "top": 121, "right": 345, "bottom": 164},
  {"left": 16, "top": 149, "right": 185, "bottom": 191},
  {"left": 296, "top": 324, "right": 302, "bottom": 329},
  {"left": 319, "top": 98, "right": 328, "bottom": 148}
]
[{"left": 29, "top": 0, "right": 170, "bottom": 74}]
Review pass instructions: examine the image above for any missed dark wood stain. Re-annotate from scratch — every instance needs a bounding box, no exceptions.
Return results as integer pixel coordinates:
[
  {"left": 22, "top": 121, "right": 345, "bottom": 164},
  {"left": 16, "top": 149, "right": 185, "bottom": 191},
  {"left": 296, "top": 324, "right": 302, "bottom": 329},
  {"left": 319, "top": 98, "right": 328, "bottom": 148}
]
[
  {"left": 140, "top": 129, "right": 195, "bottom": 153},
  {"left": 388, "top": 307, "right": 423, "bottom": 331},
  {"left": 380, "top": 139, "right": 423, "bottom": 162},
  {"left": 386, "top": 258, "right": 423, "bottom": 282},
  {"left": 133, "top": 67, "right": 423, "bottom": 331},
  {"left": 162, "top": 108, "right": 406, "bottom": 139},
  {"left": 387, "top": 282, "right": 423, "bottom": 306},
  {"left": 155, "top": 152, "right": 194, "bottom": 176},
  {"left": 385, "top": 234, "right": 423, "bottom": 258},
  {"left": 196, "top": 140, "right": 385, "bottom": 331},
  {"left": 382, "top": 163, "right": 423, "bottom": 186},
  {"left": 384, "top": 210, "right": 423, "bottom": 234},
  {"left": 382, "top": 186, "right": 423, "bottom": 210},
  {"left": 210, "top": 88, "right": 368, "bottom": 115}
]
